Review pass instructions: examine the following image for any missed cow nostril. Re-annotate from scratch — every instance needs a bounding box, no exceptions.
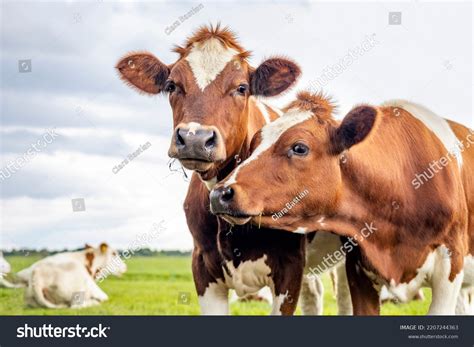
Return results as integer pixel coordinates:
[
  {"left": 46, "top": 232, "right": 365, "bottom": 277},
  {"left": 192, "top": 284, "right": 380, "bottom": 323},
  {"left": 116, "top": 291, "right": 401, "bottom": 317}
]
[
  {"left": 176, "top": 129, "right": 185, "bottom": 147},
  {"left": 205, "top": 131, "right": 217, "bottom": 149},
  {"left": 220, "top": 187, "right": 234, "bottom": 202}
]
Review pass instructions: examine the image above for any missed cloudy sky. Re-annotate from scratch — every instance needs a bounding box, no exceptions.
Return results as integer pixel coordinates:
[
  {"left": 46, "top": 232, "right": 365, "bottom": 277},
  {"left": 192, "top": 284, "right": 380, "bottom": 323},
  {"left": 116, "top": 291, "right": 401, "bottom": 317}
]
[{"left": 0, "top": 1, "right": 472, "bottom": 251}]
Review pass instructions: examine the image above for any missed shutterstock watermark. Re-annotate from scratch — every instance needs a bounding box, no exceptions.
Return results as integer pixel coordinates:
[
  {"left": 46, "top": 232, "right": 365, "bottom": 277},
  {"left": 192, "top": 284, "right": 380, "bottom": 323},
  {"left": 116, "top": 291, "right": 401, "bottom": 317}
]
[
  {"left": 307, "top": 34, "right": 379, "bottom": 92},
  {"left": 17, "top": 323, "right": 109, "bottom": 338},
  {"left": 307, "top": 222, "right": 377, "bottom": 278},
  {"left": 96, "top": 221, "right": 165, "bottom": 282},
  {"left": 412, "top": 129, "right": 474, "bottom": 190},
  {"left": 0, "top": 128, "right": 60, "bottom": 181},
  {"left": 272, "top": 189, "right": 309, "bottom": 221}
]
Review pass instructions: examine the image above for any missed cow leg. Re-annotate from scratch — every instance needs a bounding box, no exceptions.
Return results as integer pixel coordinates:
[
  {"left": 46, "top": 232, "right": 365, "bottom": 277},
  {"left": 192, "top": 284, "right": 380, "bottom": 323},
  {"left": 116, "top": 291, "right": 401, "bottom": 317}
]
[
  {"left": 192, "top": 250, "right": 229, "bottom": 315},
  {"left": 345, "top": 248, "right": 380, "bottom": 315},
  {"left": 198, "top": 282, "right": 229, "bottom": 315},
  {"left": 455, "top": 288, "right": 474, "bottom": 315},
  {"left": 88, "top": 279, "right": 109, "bottom": 302},
  {"left": 271, "top": 265, "right": 303, "bottom": 316},
  {"left": 429, "top": 251, "right": 464, "bottom": 315},
  {"left": 335, "top": 262, "right": 353, "bottom": 315},
  {"left": 299, "top": 274, "right": 324, "bottom": 315}
]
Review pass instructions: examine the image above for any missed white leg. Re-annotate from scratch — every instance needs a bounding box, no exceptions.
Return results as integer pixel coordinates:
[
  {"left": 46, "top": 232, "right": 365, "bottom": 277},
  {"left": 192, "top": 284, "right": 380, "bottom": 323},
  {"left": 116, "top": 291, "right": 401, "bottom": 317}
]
[
  {"left": 428, "top": 251, "right": 463, "bottom": 315},
  {"left": 198, "top": 282, "right": 229, "bottom": 315},
  {"left": 299, "top": 274, "right": 324, "bottom": 315},
  {"left": 335, "top": 263, "right": 353, "bottom": 315},
  {"left": 455, "top": 288, "right": 474, "bottom": 315},
  {"left": 270, "top": 290, "right": 290, "bottom": 316},
  {"left": 88, "top": 280, "right": 109, "bottom": 302}
]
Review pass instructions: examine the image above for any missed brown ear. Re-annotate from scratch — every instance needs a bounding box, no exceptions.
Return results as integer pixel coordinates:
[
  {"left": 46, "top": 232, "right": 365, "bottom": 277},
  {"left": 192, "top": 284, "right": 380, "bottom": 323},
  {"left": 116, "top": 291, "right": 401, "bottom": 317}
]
[
  {"left": 85, "top": 243, "right": 93, "bottom": 249},
  {"left": 116, "top": 52, "right": 170, "bottom": 95},
  {"left": 250, "top": 57, "right": 301, "bottom": 97},
  {"left": 99, "top": 243, "right": 109, "bottom": 254},
  {"left": 330, "top": 105, "right": 378, "bottom": 154}
]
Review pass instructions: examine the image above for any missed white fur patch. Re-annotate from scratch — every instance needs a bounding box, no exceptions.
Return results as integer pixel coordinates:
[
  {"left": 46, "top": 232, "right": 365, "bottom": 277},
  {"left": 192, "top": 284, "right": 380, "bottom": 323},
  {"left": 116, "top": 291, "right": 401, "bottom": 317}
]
[
  {"left": 268, "top": 104, "right": 283, "bottom": 117},
  {"left": 185, "top": 38, "right": 238, "bottom": 90},
  {"left": 203, "top": 177, "right": 217, "bottom": 191},
  {"left": 293, "top": 227, "right": 307, "bottom": 234},
  {"left": 185, "top": 122, "right": 202, "bottom": 135},
  {"left": 384, "top": 100, "right": 463, "bottom": 167},
  {"left": 271, "top": 290, "right": 289, "bottom": 315},
  {"left": 223, "top": 255, "right": 271, "bottom": 297},
  {"left": 198, "top": 281, "right": 229, "bottom": 315},
  {"left": 225, "top": 109, "right": 314, "bottom": 186},
  {"left": 255, "top": 100, "right": 271, "bottom": 124}
]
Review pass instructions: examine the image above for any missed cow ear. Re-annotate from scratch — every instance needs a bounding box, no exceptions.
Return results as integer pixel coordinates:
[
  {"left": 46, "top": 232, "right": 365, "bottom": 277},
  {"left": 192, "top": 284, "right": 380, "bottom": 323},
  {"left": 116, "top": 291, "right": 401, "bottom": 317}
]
[
  {"left": 99, "top": 243, "right": 109, "bottom": 254},
  {"left": 116, "top": 52, "right": 170, "bottom": 95},
  {"left": 330, "top": 105, "right": 378, "bottom": 154},
  {"left": 250, "top": 57, "right": 301, "bottom": 97}
]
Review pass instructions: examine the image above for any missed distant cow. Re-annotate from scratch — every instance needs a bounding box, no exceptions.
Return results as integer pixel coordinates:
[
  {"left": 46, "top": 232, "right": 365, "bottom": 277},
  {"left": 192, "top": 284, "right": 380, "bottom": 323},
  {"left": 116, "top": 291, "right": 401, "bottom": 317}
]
[
  {"left": 211, "top": 91, "right": 474, "bottom": 315},
  {"left": 18, "top": 243, "right": 126, "bottom": 309}
]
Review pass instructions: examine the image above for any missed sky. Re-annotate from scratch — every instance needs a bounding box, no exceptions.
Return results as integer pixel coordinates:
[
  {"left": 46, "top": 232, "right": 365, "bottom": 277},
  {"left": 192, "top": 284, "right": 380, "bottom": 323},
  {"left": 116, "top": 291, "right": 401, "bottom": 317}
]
[{"left": 0, "top": 1, "right": 472, "bottom": 251}]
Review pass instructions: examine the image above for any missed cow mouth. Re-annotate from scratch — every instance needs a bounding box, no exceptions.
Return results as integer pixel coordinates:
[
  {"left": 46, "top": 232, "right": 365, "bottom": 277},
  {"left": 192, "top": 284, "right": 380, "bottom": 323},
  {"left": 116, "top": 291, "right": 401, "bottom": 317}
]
[
  {"left": 216, "top": 212, "right": 254, "bottom": 226},
  {"left": 178, "top": 158, "right": 214, "bottom": 171}
]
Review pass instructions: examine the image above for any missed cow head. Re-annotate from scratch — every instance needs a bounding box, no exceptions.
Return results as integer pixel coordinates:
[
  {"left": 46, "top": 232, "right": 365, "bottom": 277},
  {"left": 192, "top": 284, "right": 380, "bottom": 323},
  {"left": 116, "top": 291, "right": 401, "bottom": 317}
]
[
  {"left": 85, "top": 243, "right": 127, "bottom": 278},
  {"left": 0, "top": 251, "right": 11, "bottom": 276},
  {"left": 116, "top": 24, "right": 300, "bottom": 180},
  {"left": 210, "top": 91, "right": 378, "bottom": 230}
]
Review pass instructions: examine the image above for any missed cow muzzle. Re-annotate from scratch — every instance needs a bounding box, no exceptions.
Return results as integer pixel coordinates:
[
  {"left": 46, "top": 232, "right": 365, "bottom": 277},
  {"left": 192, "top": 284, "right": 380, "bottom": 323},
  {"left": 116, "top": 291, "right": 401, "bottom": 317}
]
[
  {"left": 210, "top": 185, "right": 252, "bottom": 225},
  {"left": 168, "top": 123, "right": 226, "bottom": 172}
]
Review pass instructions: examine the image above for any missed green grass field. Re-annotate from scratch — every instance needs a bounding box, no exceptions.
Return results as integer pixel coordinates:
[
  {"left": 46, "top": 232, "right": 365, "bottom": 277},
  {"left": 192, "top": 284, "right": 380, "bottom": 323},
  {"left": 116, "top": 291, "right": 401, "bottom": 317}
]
[{"left": 0, "top": 255, "right": 431, "bottom": 315}]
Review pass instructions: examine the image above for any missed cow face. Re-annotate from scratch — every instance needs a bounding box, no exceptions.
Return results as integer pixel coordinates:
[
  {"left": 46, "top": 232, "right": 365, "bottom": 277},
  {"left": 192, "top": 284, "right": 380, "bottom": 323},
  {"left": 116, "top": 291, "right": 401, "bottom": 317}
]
[
  {"left": 89, "top": 243, "right": 127, "bottom": 277},
  {"left": 116, "top": 25, "right": 300, "bottom": 179},
  {"left": 210, "top": 92, "right": 378, "bottom": 231}
]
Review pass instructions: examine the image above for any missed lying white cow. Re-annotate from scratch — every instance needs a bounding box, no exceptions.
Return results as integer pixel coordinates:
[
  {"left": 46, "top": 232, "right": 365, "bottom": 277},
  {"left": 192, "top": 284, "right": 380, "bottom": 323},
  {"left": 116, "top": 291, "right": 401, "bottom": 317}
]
[{"left": 17, "top": 243, "right": 126, "bottom": 309}]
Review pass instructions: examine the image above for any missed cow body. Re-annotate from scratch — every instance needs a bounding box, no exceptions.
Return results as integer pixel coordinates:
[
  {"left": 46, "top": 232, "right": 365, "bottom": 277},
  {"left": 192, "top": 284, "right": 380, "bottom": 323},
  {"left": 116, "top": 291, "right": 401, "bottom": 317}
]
[
  {"left": 211, "top": 92, "right": 474, "bottom": 315},
  {"left": 19, "top": 244, "right": 126, "bottom": 309}
]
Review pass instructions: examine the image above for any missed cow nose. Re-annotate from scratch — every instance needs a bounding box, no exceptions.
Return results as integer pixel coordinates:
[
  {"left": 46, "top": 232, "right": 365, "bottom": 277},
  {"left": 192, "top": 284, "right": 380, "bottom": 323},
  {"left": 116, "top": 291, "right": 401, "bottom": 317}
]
[
  {"left": 176, "top": 127, "right": 216, "bottom": 150},
  {"left": 210, "top": 186, "right": 235, "bottom": 213}
]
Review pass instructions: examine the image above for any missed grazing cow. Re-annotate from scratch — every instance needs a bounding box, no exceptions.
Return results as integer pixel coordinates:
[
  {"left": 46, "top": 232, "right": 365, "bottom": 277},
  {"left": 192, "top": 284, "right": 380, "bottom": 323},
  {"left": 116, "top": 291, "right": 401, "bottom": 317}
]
[
  {"left": 116, "top": 24, "right": 312, "bottom": 315},
  {"left": 210, "top": 91, "right": 474, "bottom": 315},
  {"left": 19, "top": 243, "right": 126, "bottom": 309}
]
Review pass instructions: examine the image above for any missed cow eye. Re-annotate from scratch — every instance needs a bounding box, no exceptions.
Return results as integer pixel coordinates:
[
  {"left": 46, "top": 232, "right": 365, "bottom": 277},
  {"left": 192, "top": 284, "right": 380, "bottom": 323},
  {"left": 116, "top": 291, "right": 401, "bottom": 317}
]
[
  {"left": 165, "top": 81, "right": 176, "bottom": 93},
  {"left": 290, "top": 143, "right": 309, "bottom": 156},
  {"left": 236, "top": 84, "right": 248, "bottom": 95}
]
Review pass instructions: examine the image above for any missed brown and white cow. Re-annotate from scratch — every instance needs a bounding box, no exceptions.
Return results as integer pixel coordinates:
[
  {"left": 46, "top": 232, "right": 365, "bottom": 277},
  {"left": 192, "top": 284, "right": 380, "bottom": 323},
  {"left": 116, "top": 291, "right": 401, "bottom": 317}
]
[
  {"left": 116, "top": 25, "right": 309, "bottom": 315},
  {"left": 211, "top": 91, "right": 474, "bottom": 315}
]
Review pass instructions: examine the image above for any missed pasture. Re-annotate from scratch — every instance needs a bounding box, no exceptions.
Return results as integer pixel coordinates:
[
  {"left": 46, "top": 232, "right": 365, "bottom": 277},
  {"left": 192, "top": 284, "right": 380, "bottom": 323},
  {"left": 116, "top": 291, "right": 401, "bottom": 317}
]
[{"left": 0, "top": 255, "right": 431, "bottom": 315}]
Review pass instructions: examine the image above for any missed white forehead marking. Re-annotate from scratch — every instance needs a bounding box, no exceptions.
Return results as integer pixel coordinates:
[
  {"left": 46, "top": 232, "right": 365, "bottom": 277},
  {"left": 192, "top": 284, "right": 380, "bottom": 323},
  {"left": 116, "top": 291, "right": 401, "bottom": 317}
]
[
  {"left": 383, "top": 100, "right": 463, "bottom": 167},
  {"left": 185, "top": 122, "right": 202, "bottom": 135},
  {"left": 225, "top": 109, "right": 314, "bottom": 186},
  {"left": 185, "top": 38, "right": 239, "bottom": 90}
]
